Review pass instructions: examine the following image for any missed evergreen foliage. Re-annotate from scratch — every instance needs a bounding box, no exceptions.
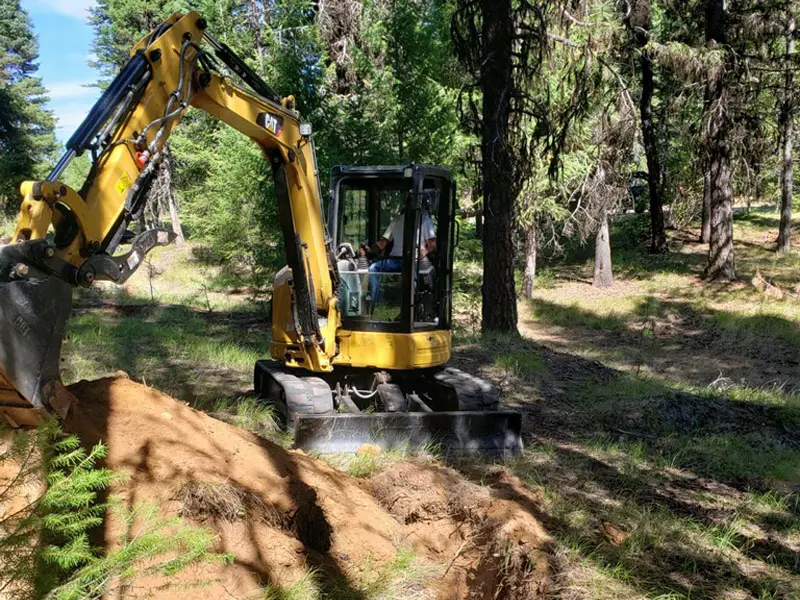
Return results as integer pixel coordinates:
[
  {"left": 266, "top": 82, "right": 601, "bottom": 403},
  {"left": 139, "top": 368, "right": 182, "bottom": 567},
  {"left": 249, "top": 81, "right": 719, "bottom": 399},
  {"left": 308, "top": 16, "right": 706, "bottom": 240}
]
[
  {"left": 0, "top": 421, "right": 224, "bottom": 600},
  {"left": 84, "top": 0, "right": 465, "bottom": 285},
  {"left": 0, "top": 0, "right": 57, "bottom": 214},
  {"left": 44, "top": 502, "right": 228, "bottom": 600}
]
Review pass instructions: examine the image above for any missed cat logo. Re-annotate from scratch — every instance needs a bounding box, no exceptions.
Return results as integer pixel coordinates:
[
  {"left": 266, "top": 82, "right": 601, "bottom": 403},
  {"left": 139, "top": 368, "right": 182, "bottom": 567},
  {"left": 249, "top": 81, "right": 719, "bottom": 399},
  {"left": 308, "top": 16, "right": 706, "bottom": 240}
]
[{"left": 257, "top": 111, "right": 284, "bottom": 136}]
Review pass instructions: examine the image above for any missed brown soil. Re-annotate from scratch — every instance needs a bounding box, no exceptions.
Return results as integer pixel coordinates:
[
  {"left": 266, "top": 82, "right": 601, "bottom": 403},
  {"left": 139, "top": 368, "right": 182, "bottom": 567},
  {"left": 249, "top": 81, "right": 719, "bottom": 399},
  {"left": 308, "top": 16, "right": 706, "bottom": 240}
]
[
  {"left": 62, "top": 375, "right": 552, "bottom": 599},
  {"left": 369, "top": 461, "right": 552, "bottom": 599}
]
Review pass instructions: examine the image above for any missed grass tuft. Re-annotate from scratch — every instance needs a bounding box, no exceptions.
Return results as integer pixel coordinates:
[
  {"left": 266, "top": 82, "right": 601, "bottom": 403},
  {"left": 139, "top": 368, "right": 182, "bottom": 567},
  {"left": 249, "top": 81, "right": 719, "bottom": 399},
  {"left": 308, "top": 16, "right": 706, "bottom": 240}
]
[
  {"left": 337, "top": 547, "right": 438, "bottom": 600},
  {"left": 322, "top": 443, "right": 440, "bottom": 478},
  {"left": 206, "top": 396, "right": 287, "bottom": 443},
  {"left": 495, "top": 352, "right": 545, "bottom": 381},
  {"left": 176, "top": 480, "right": 292, "bottom": 531},
  {"left": 263, "top": 570, "right": 322, "bottom": 600}
]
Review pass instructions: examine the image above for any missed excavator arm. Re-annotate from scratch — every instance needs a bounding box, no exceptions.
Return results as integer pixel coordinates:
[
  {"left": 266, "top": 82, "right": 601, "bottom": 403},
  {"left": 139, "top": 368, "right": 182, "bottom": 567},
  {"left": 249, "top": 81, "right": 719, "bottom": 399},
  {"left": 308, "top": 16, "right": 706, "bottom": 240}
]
[{"left": 0, "top": 12, "right": 339, "bottom": 422}]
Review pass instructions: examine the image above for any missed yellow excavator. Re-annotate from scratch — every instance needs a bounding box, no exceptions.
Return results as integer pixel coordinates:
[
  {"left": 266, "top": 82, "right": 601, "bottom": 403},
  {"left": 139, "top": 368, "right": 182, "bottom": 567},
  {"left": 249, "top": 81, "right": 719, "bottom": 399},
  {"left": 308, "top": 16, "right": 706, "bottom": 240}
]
[{"left": 0, "top": 12, "right": 521, "bottom": 454}]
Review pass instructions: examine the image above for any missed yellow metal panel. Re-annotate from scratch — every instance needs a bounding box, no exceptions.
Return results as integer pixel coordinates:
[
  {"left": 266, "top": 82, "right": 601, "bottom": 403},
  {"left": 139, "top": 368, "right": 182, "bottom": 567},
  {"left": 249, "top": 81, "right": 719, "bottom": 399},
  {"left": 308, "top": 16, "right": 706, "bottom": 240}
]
[
  {"left": 333, "top": 330, "right": 451, "bottom": 370},
  {"left": 80, "top": 12, "right": 204, "bottom": 252},
  {"left": 13, "top": 181, "right": 53, "bottom": 241}
]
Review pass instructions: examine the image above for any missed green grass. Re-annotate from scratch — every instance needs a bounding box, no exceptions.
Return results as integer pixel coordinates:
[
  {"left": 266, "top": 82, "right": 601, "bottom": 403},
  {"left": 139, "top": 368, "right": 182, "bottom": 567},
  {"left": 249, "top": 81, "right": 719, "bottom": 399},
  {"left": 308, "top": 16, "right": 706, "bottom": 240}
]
[
  {"left": 714, "top": 309, "right": 800, "bottom": 349},
  {"left": 267, "top": 548, "right": 436, "bottom": 600},
  {"left": 444, "top": 211, "right": 800, "bottom": 599},
  {"left": 528, "top": 299, "right": 630, "bottom": 331},
  {"left": 321, "top": 443, "right": 440, "bottom": 478},
  {"left": 493, "top": 365, "right": 800, "bottom": 599},
  {"left": 263, "top": 570, "right": 322, "bottom": 600},
  {"left": 205, "top": 396, "right": 292, "bottom": 445},
  {"left": 505, "top": 429, "right": 800, "bottom": 599},
  {"left": 339, "top": 547, "right": 437, "bottom": 600},
  {"left": 494, "top": 351, "right": 545, "bottom": 380},
  {"left": 570, "top": 375, "right": 800, "bottom": 484},
  {"left": 63, "top": 305, "right": 270, "bottom": 407}
]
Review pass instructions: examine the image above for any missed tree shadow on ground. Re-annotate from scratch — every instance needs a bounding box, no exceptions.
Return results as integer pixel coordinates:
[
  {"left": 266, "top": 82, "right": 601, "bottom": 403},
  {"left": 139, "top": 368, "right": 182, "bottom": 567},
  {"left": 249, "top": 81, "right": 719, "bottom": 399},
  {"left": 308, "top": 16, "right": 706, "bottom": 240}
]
[
  {"left": 541, "top": 211, "right": 799, "bottom": 289},
  {"left": 66, "top": 375, "right": 376, "bottom": 600},
  {"left": 447, "top": 334, "right": 800, "bottom": 599},
  {"left": 524, "top": 296, "right": 800, "bottom": 392},
  {"left": 542, "top": 232, "right": 709, "bottom": 283},
  {"left": 61, "top": 295, "right": 800, "bottom": 598},
  {"left": 65, "top": 302, "right": 270, "bottom": 408},
  {"left": 733, "top": 212, "right": 793, "bottom": 228}
]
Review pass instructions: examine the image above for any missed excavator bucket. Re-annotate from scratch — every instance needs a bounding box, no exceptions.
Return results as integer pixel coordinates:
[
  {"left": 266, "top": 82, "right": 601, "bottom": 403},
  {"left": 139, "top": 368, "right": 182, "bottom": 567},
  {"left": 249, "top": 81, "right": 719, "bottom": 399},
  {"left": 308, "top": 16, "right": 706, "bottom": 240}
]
[
  {"left": 294, "top": 411, "right": 523, "bottom": 457},
  {"left": 0, "top": 244, "right": 74, "bottom": 425}
]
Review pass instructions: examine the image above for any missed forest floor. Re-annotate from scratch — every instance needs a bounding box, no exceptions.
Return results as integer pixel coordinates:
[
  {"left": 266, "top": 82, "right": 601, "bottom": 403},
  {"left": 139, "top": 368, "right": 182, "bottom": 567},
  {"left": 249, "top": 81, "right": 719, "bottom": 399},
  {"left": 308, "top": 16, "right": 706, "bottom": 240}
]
[{"left": 58, "top": 207, "right": 800, "bottom": 599}]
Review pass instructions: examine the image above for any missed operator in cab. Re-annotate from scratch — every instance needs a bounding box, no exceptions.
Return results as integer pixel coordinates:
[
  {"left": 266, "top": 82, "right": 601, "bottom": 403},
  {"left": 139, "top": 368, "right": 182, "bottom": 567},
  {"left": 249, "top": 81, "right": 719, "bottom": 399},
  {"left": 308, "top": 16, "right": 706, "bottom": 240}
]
[{"left": 362, "top": 206, "right": 436, "bottom": 305}]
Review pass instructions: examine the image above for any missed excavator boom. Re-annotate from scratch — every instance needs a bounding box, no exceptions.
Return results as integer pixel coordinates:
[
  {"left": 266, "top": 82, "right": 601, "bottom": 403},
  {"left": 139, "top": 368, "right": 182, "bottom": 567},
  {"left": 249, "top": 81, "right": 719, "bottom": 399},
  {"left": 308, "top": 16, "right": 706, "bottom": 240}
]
[{"left": 0, "top": 12, "right": 336, "bottom": 421}]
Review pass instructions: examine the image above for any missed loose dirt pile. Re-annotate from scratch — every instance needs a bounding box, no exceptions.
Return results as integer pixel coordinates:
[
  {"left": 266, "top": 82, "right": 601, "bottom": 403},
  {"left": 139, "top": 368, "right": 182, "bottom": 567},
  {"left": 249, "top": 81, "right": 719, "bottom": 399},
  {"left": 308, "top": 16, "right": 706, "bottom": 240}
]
[
  {"left": 63, "top": 374, "right": 551, "bottom": 599},
  {"left": 369, "top": 462, "right": 552, "bottom": 598}
]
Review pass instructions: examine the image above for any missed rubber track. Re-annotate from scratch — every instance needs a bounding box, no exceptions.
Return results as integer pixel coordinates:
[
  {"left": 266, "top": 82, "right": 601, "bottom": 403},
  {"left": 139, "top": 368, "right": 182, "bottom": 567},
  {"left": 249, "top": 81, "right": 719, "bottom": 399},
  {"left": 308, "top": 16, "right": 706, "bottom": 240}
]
[
  {"left": 433, "top": 367, "right": 499, "bottom": 411},
  {"left": 255, "top": 362, "right": 333, "bottom": 425}
]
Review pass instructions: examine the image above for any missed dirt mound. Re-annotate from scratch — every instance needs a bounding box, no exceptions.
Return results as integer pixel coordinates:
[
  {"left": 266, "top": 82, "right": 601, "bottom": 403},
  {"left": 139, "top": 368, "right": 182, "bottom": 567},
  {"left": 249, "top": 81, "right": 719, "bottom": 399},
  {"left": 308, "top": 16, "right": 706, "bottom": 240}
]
[
  {"left": 63, "top": 375, "right": 551, "bottom": 598},
  {"left": 369, "top": 461, "right": 552, "bottom": 599}
]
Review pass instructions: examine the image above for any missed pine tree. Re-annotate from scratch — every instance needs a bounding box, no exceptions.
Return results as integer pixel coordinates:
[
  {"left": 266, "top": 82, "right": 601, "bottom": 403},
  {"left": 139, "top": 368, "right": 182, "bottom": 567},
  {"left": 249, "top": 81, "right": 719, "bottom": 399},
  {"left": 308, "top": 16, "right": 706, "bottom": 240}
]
[
  {"left": 0, "top": 0, "right": 57, "bottom": 214},
  {"left": 1, "top": 421, "right": 224, "bottom": 600},
  {"left": 777, "top": 11, "right": 795, "bottom": 253},
  {"left": 703, "top": 0, "right": 735, "bottom": 281},
  {"left": 1, "top": 421, "right": 112, "bottom": 598},
  {"left": 89, "top": 0, "right": 191, "bottom": 79},
  {"left": 453, "top": 0, "right": 553, "bottom": 333},
  {"left": 625, "top": 0, "right": 667, "bottom": 253}
]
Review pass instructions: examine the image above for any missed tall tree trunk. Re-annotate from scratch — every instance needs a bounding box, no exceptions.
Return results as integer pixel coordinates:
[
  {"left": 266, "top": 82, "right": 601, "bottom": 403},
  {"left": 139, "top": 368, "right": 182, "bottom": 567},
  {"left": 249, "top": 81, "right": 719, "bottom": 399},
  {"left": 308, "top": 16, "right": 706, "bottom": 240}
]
[
  {"left": 247, "top": 0, "right": 266, "bottom": 72},
  {"left": 168, "top": 194, "right": 186, "bottom": 246},
  {"left": 480, "top": 0, "right": 518, "bottom": 333},
  {"left": 701, "top": 166, "right": 711, "bottom": 242},
  {"left": 628, "top": 0, "right": 666, "bottom": 253},
  {"left": 593, "top": 209, "right": 614, "bottom": 287},
  {"left": 754, "top": 160, "right": 762, "bottom": 205},
  {"left": 778, "top": 15, "right": 795, "bottom": 253},
  {"left": 523, "top": 224, "right": 537, "bottom": 299},
  {"left": 148, "top": 144, "right": 184, "bottom": 245},
  {"left": 475, "top": 193, "right": 483, "bottom": 239},
  {"left": 704, "top": 0, "right": 735, "bottom": 281}
]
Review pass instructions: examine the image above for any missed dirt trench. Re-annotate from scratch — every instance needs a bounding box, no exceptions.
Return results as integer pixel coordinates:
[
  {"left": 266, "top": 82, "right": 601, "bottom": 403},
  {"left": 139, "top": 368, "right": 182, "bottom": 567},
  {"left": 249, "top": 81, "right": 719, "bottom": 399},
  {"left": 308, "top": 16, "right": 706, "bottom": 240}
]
[{"left": 57, "top": 375, "right": 552, "bottom": 599}]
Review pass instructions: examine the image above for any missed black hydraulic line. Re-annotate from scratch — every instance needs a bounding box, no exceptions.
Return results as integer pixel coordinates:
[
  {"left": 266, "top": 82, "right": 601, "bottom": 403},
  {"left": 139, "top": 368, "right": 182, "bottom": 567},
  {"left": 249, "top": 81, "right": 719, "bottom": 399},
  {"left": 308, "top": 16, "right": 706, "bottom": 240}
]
[
  {"left": 47, "top": 150, "right": 76, "bottom": 182},
  {"left": 66, "top": 52, "right": 151, "bottom": 153},
  {"left": 203, "top": 32, "right": 282, "bottom": 104}
]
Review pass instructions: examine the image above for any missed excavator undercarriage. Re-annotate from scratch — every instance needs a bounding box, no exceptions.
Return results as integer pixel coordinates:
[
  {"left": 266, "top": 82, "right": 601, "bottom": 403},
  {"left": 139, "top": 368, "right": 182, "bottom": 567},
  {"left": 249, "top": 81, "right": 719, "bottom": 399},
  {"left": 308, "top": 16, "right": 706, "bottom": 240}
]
[{"left": 256, "top": 362, "right": 522, "bottom": 455}]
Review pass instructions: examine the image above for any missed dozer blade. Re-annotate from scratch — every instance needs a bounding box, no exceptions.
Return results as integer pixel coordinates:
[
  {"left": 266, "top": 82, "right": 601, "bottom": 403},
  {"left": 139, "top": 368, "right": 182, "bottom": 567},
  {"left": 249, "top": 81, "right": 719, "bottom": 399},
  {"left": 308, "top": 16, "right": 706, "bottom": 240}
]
[
  {"left": 294, "top": 411, "right": 523, "bottom": 457},
  {"left": 0, "top": 244, "right": 73, "bottom": 422}
]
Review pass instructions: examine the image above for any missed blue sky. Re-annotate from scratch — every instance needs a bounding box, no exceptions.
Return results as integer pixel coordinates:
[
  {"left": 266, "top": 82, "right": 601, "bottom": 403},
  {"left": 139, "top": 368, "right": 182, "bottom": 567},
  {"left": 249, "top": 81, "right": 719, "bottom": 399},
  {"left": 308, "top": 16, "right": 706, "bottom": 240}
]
[{"left": 21, "top": 0, "right": 101, "bottom": 144}]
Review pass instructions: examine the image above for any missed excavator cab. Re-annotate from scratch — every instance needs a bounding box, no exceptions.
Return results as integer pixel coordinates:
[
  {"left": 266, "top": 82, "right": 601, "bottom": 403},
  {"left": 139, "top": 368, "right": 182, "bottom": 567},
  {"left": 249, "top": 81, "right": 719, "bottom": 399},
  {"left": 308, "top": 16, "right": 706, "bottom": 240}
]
[
  {"left": 276, "top": 164, "right": 523, "bottom": 456},
  {"left": 328, "top": 164, "right": 455, "bottom": 332}
]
